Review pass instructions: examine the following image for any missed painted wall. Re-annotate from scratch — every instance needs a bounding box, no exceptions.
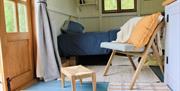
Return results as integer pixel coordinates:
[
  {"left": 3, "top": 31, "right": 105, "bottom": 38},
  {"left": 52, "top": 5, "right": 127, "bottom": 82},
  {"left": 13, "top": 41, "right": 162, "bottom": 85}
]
[
  {"left": 79, "top": 15, "right": 136, "bottom": 32},
  {"left": 140, "top": 0, "right": 164, "bottom": 15},
  {"left": 46, "top": 0, "right": 77, "bottom": 61},
  {"left": 46, "top": 0, "right": 164, "bottom": 32},
  {"left": 77, "top": 0, "right": 164, "bottom": 32},
  {"left": 100, "top": 15, "right": 136, "bottom": 31},
  {"left": 47, "top": 0, "right": 77, "bottom": 35}
]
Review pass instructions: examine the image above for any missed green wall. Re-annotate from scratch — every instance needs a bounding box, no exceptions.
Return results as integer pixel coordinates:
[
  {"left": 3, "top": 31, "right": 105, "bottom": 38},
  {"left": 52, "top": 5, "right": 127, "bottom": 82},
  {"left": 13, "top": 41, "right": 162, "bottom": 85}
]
[
  {"left": 139, "top": 0, "right": 164, "bottom": 15},
  {"left": 77, "top": 0, "right": 165, "bottom": 32}
]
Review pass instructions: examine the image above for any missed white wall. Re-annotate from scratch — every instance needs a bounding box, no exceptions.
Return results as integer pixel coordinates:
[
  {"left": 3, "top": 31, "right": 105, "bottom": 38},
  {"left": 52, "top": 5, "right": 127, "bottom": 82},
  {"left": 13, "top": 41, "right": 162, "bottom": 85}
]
[
  {"left": 46, "top": 0, "right": 77, "bottom": 62},
  {"left": 47, "top": 0, "right": 77, "bottom": 36},
  {"left": 47, "top": 0, "right": 77, "bottom": 17}
]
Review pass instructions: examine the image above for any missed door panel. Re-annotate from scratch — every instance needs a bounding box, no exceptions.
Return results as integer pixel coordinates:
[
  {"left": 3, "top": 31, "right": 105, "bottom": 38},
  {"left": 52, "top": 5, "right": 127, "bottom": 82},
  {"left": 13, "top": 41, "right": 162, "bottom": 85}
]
[{"left": 6, "top": 40, "right": 31, "bottom": 76}]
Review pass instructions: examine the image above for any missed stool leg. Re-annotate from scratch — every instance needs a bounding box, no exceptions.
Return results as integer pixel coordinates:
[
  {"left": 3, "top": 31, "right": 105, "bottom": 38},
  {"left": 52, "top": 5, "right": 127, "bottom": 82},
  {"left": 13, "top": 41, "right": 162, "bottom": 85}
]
[
  {"left": 92, "top": 73, "right": 96, "bottom": 91},
  {"left": 71, "top": 76, "right": 76, "bottom": 91},
  {"left": 61, "top": 72, "right": 65, "bottom": 88}
]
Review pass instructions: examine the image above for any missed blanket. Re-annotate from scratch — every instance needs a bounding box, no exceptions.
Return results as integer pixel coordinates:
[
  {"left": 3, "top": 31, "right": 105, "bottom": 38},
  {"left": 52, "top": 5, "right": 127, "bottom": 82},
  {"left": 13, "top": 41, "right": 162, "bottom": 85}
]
[{"left": 115, "top": 17, "right": 142, "bottom": 43}]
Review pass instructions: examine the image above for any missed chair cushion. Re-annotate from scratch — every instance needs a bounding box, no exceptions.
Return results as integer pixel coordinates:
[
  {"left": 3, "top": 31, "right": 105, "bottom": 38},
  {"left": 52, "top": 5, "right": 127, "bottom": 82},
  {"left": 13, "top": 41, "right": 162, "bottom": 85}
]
[
  {"left": 100, "top": 42, "right": 144, "bottom": 52},
  {"left": 128, "top": 13, "right": 162, "bottom": 48}
]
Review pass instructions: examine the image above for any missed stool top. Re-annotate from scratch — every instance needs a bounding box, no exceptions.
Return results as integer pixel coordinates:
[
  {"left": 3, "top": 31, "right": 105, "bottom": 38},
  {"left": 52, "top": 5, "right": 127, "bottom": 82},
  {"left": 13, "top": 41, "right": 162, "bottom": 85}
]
[{"left": 61, "top": 65, "right": 94, "bottom": 77}]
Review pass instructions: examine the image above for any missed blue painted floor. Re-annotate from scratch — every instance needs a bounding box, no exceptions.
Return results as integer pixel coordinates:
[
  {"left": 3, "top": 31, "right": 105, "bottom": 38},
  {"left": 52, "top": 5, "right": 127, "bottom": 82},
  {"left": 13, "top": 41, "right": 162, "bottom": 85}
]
[{"left": 24, "top": 80, "right": 108, "bottom": 91}]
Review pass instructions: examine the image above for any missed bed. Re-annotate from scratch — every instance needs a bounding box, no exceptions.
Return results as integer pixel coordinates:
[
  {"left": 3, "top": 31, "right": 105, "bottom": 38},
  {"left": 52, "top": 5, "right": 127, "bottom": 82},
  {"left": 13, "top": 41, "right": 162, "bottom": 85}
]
[
  {"left": 58, "top": 28, "right": 119, "bottom": 57},
  {"left": 57, "top": 20, "right": 120, "bottom": 65}
]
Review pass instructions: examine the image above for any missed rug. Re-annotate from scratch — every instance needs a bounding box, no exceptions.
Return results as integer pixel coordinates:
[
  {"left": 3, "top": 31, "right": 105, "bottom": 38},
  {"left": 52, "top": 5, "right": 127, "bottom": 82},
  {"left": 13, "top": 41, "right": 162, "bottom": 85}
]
[
  {"left": 23, "top": 80, "right": 108, "bottom": 91},
  {"left": 84, "top": 56, "right": 160, "bottom": 83},
  {"left": 108, "top": 82, "right": 170, "bottom": 91}
]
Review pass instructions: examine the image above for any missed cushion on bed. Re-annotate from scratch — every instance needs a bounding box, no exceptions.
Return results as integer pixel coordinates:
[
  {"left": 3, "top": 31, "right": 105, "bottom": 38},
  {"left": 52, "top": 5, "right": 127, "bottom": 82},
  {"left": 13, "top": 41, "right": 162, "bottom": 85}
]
[
  {"left": 100, "top": 42, "right": 144, "bottom": 52},
  {"left": 61, "top": 20, "right": 85, "bottom": 34}
]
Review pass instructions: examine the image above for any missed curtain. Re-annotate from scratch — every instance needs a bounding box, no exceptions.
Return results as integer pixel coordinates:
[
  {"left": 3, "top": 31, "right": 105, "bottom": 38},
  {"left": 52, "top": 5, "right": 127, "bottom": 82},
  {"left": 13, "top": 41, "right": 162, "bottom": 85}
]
[{"left": 35, "top": 0, "right": 61, "bottom": 81}]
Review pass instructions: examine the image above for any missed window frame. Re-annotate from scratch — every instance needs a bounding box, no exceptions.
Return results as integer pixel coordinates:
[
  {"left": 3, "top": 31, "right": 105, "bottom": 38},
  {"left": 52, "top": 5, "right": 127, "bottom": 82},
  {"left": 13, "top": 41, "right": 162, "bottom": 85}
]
[{"left": 102, "top": 0, "right": 137, "bottom": 14}]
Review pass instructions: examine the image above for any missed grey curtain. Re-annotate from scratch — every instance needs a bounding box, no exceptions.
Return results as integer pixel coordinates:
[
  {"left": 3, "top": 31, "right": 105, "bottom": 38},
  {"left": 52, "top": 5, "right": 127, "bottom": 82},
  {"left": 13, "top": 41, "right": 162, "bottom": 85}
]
[{"left": 35, "top": 0, "right": 61, "bottom": 81}]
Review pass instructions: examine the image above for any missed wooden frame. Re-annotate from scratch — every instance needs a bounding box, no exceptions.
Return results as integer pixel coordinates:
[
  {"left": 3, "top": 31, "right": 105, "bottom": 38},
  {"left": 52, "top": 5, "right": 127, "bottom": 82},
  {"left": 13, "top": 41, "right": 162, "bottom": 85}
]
[
  {"left": 102, "top": 0, "right": 137, "bottom": 14},
  {"left": 103, "top": 20, "right": 165, "bottom": 90}
]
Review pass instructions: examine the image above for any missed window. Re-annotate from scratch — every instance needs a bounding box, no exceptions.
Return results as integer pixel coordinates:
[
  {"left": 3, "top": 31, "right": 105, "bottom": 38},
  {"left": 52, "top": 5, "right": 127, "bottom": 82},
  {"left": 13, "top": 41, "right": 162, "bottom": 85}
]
[
  {"left": 4, "top": 0, "right": 28, "bottom": 33},
  {"left": 102, "top": 0, "right": 137, "bottom": 13}
]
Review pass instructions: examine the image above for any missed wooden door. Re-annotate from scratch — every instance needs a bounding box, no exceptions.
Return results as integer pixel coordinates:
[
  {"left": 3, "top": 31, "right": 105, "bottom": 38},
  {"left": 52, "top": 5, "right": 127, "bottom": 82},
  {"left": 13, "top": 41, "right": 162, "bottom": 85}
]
[
  {"left": 0, "top": 0, "right": 35, "bottom": 91},
  {"left": 165, "top": 1, "right": 180, "bottom": 91}
]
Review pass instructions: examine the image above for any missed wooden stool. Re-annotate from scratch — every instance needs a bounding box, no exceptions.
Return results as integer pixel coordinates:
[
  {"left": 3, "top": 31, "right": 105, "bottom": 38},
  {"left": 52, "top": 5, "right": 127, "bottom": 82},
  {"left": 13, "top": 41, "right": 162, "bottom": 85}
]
[{"left": 61, "top": 65, "right": 96, "bottom": 91}]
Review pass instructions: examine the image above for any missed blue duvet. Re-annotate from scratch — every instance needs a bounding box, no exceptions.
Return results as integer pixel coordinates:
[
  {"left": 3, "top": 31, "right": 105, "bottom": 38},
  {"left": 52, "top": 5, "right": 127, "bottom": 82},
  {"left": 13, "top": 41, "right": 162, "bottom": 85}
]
[{"left": 58, "top": 29, "right": 120, "bottom": 57}]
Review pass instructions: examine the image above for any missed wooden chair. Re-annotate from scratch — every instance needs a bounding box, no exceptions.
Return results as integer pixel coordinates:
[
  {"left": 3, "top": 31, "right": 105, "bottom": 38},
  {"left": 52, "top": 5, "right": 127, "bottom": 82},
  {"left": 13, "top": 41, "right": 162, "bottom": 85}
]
[
  {"left": 61, "top": 65, "right": 96, "bottom": 91},
  {"left": 101, "top": 20, "right": 165, "bottom": 90}
]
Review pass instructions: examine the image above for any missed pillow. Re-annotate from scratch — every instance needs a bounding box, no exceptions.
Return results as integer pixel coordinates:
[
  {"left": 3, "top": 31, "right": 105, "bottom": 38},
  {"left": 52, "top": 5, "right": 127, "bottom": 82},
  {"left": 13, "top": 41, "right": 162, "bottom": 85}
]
[
  {"left": 127, "top": 12, "right": 163, "bottom": 48},
  {"left": 61, "top": 20, "right": 85, "bottom": 34}
]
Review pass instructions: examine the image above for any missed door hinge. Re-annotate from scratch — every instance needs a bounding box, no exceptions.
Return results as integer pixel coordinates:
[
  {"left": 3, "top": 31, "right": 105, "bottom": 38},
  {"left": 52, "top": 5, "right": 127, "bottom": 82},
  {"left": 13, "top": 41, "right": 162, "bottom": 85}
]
[
  {"left": 167, "top": 14, "right": 169, "bottom": 23},
  {"left": 7, "top": 78, "right": 11, "bottom": 91},
  {"left": 166, "top": 56, "right": 169, "bottom": 64}
]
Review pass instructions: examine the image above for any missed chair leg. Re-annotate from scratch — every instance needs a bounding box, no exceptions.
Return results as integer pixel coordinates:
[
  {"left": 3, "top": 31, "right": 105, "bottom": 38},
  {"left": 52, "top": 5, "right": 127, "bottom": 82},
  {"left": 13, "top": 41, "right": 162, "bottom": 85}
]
[
  {"left": 152, "top": 42, "right": 164, "bottom": 73},
  {"left": 71, "top": 76, "right": 76, "bottom": 91},
  {"left": 61, "top": 72, "right": 65, "bottom": 88},
  {"left": 103, "top": 50, "right": 115, "bottom": 76},
  {"left": 127, "top": 55, "right": 136, "bottom": 70},
  {"left": 92, "top": 73, "right": 96, "bottom": 91},
  {"left": 129, "top": 54, "right": 148, "bottom": 90}
]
